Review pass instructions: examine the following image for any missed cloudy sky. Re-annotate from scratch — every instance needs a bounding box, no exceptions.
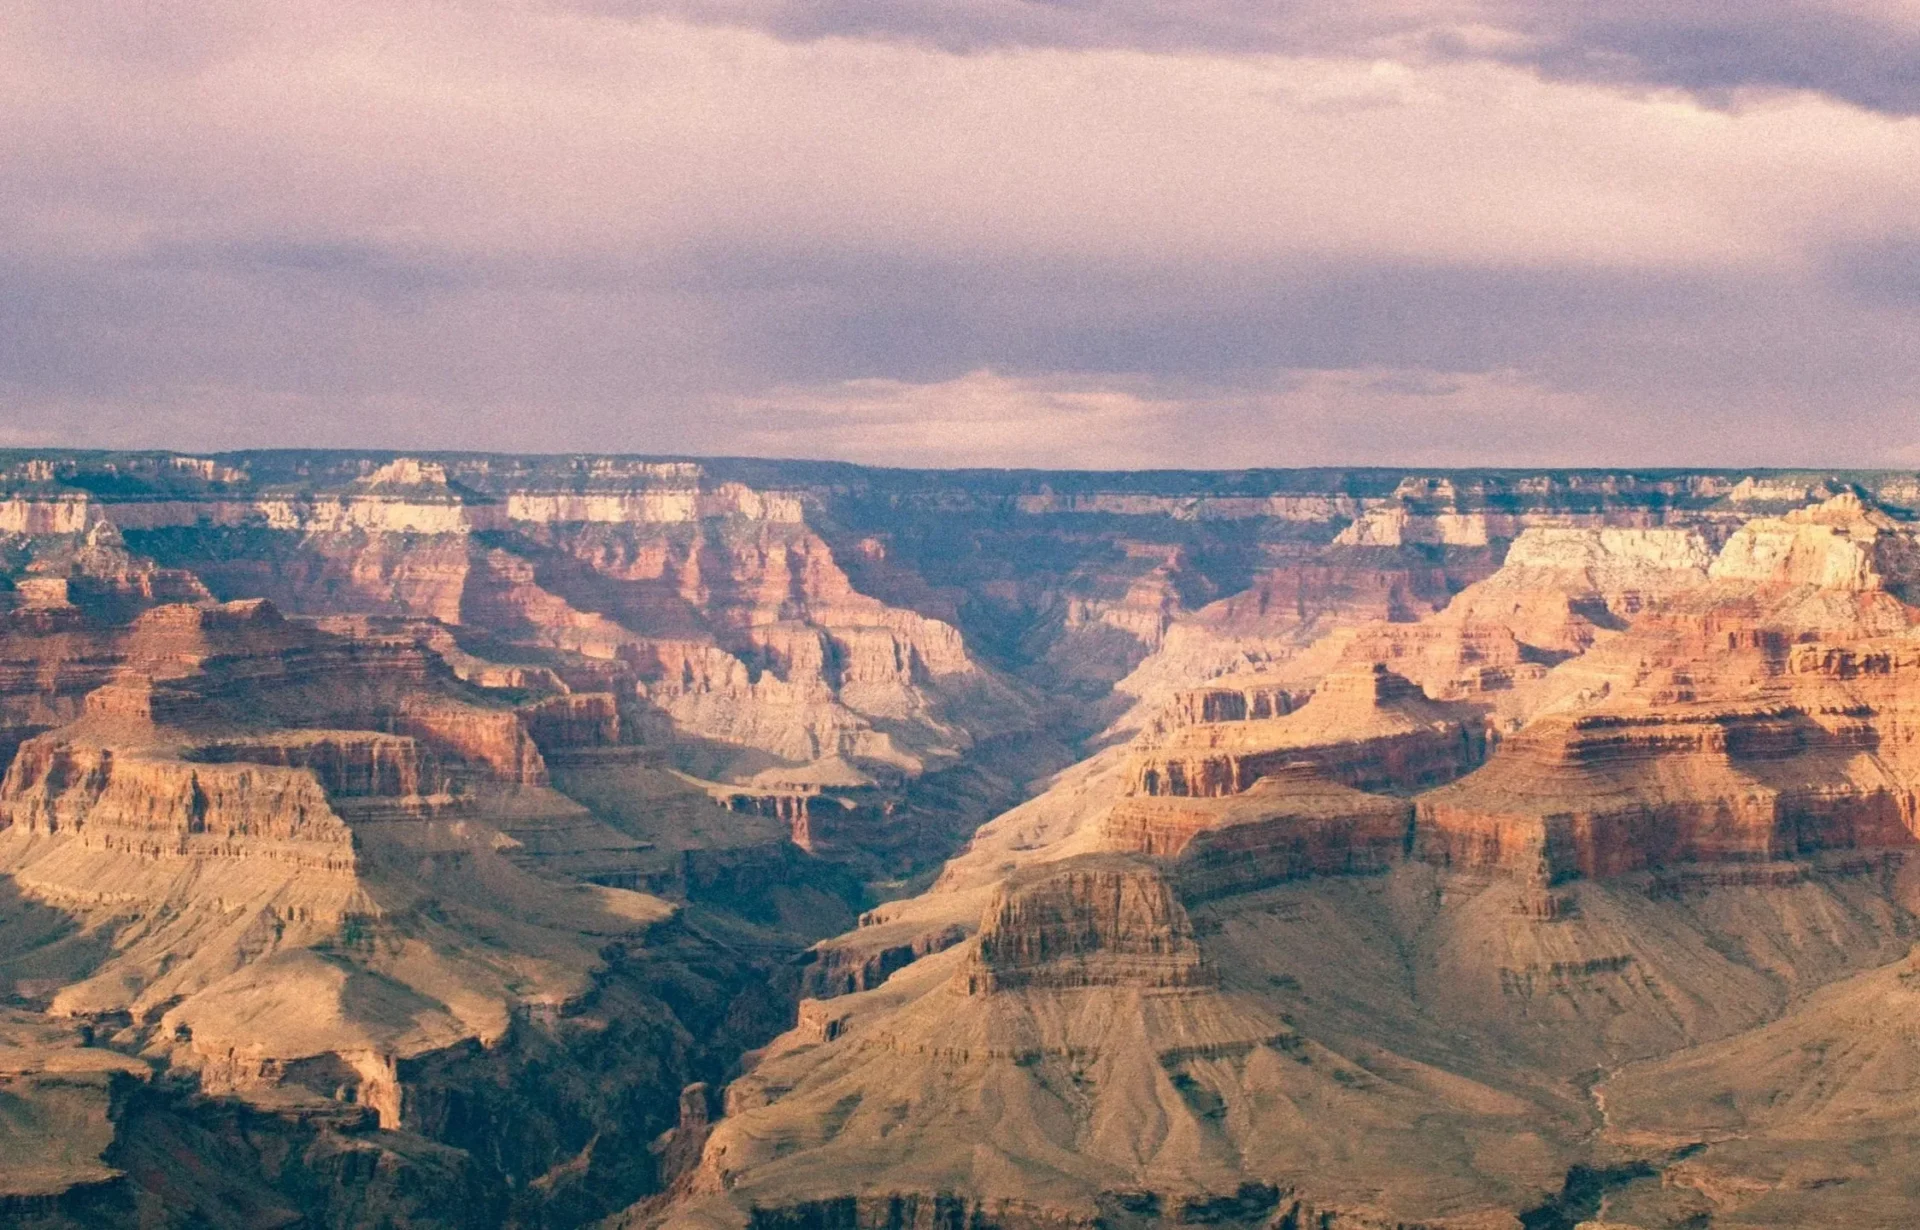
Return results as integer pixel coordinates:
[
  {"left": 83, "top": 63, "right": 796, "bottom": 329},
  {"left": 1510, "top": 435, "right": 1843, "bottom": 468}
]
[{"left": 3, "top": 0, "right": 1919, "bottom": 468}]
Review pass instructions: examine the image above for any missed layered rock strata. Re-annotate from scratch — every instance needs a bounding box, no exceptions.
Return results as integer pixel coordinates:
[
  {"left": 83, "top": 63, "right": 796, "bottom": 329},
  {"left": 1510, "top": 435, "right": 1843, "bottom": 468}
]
[
  {"left": 958, "top": 858, "right": 1213, "bottom": 994},
  {"left": 1129, "top": 664, "right": 1484, "bottom": 797},
  {"left": 1418, "top": 494, "right": 1920, "bottom": 882},
  {"left": 1104, "top": 764, "right": 1412, "bottom": 899}
]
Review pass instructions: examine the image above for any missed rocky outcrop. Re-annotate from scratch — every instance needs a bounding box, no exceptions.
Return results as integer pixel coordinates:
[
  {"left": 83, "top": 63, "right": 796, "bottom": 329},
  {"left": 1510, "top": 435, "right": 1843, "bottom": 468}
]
[
  {"left": 98, "top": 457, "right": 1031, "bottom": 790},
  {"left": 194, "top": 529, "right": 474, "bottom": 623},
  {"left": 0, "top": 495, "right": 96, "bottom": 536},
  {"left": 797, "top": 922, "right": 968, "bottom": 999},
  {"left": 1129, "top": 665, "right": 1484, "bottom": 798},
  {"left": 0, "top": 736, "right": 358, "bottom": 870},
  {"left": 1105, "top": 560, "right": 1467, "bottom": 736},
  {"left": 58, "top": 600, "right": 554, "bottom": 789},
  {"left": 1415, "top": 508, "right": 1920, "bottom": 883},
  {"left": 958, "top": 859, "right": 1212, "bottom": 994},
  {"left": 1453, "top": 525, "right": 1714, "bottom": 651},
  {"left": 5, "top": 522, "right": 215, "bottom": 625},
  {"left": 1104, "top": 765, "right": 1411, "bottom": 898},
  {"left": 188, "top": 731, "right": 442, "bottom": 800},
  {"left": 1157, "top": 673, "right": 1298, "bottom": 730},
  {"left": 1243, "top": 525, "right": 1717, "bottom": 718},
  {"left": 0, "top": 617, "right": 121, "bottom": 768},
  {"left": 518, "top": 691, "right": 621, "bottom": 752},
  {"left": 1417, "top": 685, "right": 1920, "bottom": 881},
  {"left": 1502, "top": 525, "right": 1716, "bottom": 586},
  {"left": 399, "top": 504, "right": 1031, "bottom": 782},
  {"left": 1710, "top": 491, "right": 1920, "bottom": 596}
]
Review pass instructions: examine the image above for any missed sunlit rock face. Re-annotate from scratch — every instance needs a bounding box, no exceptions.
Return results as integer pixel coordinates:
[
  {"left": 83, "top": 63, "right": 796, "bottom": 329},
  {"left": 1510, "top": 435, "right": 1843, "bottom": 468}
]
[
  {"left": 959, "top": 858, "right": 1213, "bottom": 994},
  {"left": 1710, "top": 490, "right": 1920, "bottom": 595},
  {"left": 1419, "top": 496, "right": 1920, "bottom": 883},
  {"left": 1104, "top": 763, "right": 1412, "bottom": 899},
  {"left": 1128, "top": 664, "right": 1486, "bottom": 798},
  {"left": 112, "top": 458, "right": 1033, "bottom": 789}
]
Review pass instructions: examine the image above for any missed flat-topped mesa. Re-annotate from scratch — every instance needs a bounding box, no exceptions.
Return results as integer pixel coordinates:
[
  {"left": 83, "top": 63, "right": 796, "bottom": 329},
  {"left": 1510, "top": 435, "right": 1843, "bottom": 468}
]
[
  {"left": 958, "top": 858, "right": 1213, "bottom": 995},
  {"left": 1710, "top": 491, "right": 1920, "bottom": 596},
  {"left": 1477, "top": 526, "right": 1716, "bottom": 642},
  {"left": 1727, "top": 475, "right": 1841, "bottom": 506},
  {"left": 517, "top": 692, "right": 620, "bottom": 754},
  {"left": 187, "top": 731, "right": 444, "bottom": 800},
  {"left": 0, "top": 736, "right": 357, "bottom": 871},
  {"left": 1157, "top": 673, "right": 1299, "bottom": 732},
  {"left": 504, "top": 478, "right": 806, "bottom": 525},
  {"left": 88, "top": 601, "right": 555, "bottom": 788},
  {"left": 98, "top": 455, "right": 494, "bottom": 539},
  {"left": 1322, "top": 618, "right": 1542, "bottom": 704},
  {"left": 1416, "top": 696, "right": 1920, "bottom": 882},
  {"left": 1502, "top": 524, "right": 1716, "bottom": 581},
  {"left": 1105, "top": 763, "right": 1412, "bottom": 900},
  {"left": 1324, "top": 472, "right": 1746, "bottom": 548},
  {"left": 1358, "top": 525, "right": 1714, "bottom": 680},
  {"left": 1130, "top": 664, "right": 1485, "bottom": 798},
  {"left": 1335, "top": 498, "right": 1715, "bottom": 549}
]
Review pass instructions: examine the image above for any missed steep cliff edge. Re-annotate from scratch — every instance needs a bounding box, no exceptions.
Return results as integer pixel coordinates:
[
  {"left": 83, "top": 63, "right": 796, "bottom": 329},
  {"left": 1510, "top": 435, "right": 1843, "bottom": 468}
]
[
  {"left": 1710, "top": 490, "right": 1920, "bottom": 595},
  {"left": 0, "top": 594, "right": 742, "bottom": 1225},
  {"left": 0, "top": 603, "right": 657, "bottom": 1120},
  {"left": 958, "top": 858, "right": 1213, "bottom": 994},
  {"left": 1105, "top": 765, "right": 1412, "bottom": 899}
]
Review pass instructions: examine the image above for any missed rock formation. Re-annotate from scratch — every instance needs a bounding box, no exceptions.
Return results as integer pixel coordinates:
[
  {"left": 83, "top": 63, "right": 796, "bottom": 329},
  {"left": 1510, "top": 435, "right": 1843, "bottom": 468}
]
[
  {"left": 1420, "top": 496, "right": 1920, "bottom": 883},
  {"left": 1710, "top": 490, "right": 1920, "bottom": 595},
  {"left": 958, "top": 857, "right": 1213, "bottom": 994},
  {"left": 9, "top": 458, "right": 1920, "bottom": 1227},
  {"left": 1105, "top": 763, "right": 1411, "bottom": 899},
  {"left": 1129, "top": 663, "right": 1485, "bottom": 797}
]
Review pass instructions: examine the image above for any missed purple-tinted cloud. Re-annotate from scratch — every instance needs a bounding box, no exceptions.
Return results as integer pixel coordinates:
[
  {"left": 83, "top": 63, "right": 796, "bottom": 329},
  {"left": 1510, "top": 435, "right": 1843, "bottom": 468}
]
[
  {"left": 0, "top": 1, "right": 1917, "bottom": 465},
  {"left": 585, "top": 0, "right": 1920, "bottom": 114}
]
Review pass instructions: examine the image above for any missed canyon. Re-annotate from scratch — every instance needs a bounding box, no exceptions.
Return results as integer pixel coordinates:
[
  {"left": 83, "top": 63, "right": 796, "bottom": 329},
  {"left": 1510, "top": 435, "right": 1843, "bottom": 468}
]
[{"left": 5, "top": 454, "right": 1920, "bottom": 1228}]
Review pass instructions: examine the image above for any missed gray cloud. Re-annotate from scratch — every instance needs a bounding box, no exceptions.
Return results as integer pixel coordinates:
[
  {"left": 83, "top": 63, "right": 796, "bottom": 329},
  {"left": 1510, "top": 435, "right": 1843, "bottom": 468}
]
[
  {"left": 1825, "top": 236, "right": 1920, "bottom": 307},
  {"left": 0, "top": 1, "right": 1917, "bottom": 466},
  {"left": 5, "top": 235, "right": 1915, "bottom": 464},
  {"left": 1502, "top": 3, "right": 1920, "bottom": 114},
  {"left": 590, "top": 0, "right": 1920, "bottom": 115}
]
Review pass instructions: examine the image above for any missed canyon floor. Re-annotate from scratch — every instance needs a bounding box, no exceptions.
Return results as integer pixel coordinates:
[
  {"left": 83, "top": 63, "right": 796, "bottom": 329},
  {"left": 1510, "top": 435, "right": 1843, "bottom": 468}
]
[{"left": 5, "top": 455, "right": 1920, "bottom": 1228}]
